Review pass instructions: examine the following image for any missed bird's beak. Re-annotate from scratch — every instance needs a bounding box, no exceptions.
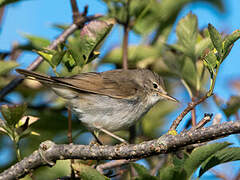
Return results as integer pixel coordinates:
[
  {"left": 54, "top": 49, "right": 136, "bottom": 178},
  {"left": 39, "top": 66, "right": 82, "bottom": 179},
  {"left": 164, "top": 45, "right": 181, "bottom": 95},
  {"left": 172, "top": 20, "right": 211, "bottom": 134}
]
[{"left": 159, "top": 93, "right": 179, "bottom": 103}]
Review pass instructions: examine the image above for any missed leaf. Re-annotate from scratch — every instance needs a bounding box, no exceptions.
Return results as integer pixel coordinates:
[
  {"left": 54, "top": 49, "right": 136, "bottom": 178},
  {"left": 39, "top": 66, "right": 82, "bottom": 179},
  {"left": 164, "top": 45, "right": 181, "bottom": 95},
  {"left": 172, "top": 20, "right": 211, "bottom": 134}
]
[
  {"left": 222, "top": 96, "right": 240, "bottom": 118},
  {"left": 208, "top": 24, "right": 223, "bottom": 56},
  {"left": 51, "top": 50, "right": 67, "bottom": 66},
  {"left": 1, "top": 104, "right": 27, "bottom": 127},
  {"left": 132, "top": 163, "right": 157, "bottom": 180},
  {"left": 223, "top": 30, "right": 240, "bottom": 59},
  {"left": 195, "top": 37, "right": 212, "bottom": 57},
  {"left": 23, "top": 34, "right": 50, "bottom": 49},
  {"left": 16, "top": 116, "right": 39, "bottom": 134},
  {"left": 176, "top": 13, "right": 198, "bottom": 59},
  {"left": 199, "top": 147, "right": 240, "bottom": 177},
  {"left": 35, "top": 49, "right": 54, "bottom": 68},
  {"left": 159, "top": 164, "right": 187, "bottom": 180},
  {"left": 72, "top": 163, "right": 109, "bottom": 180},
  {"left": 202, "top": 50, "right": 218, "bottom": 78},
  {"left": 181, "top": 57, "right": 197, "bottom": 88},
  {"left": 102, "top": 45, "right": 157, "bottom": 67},
  {"left": 183, "top": 142, "right": 231, "bottom": 178},
  {"left": 68, "top": 20, "right": 113, "bottom": 66},
  {"left": 0, "top": 61, "right": 19, "bottom": 76}
]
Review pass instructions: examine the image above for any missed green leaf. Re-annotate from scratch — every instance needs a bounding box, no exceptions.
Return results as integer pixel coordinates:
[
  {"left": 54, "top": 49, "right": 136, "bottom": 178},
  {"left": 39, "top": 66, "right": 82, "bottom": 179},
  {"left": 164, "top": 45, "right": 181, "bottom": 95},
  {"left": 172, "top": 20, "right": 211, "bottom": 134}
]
[
  {"left": 195, "top": 37, "right": 212, "bottom": 57},
  {"left": 51, "top": 50, "right": 67, "bottom": 66},
  {"left": 202, "top": 50, "right": 218, "bottom": 78},
  {"left": 208, "top": 24, "right": 223, "bottom": 56},
  {"left": 132, "top": 163, "right": 157, "bottom": 180},
  {"left": 1, "top": 104, "right": 27, "bottom": 127},
  {"left": 223, "top": 30, "right": 240, "bottom": 59},
  {"left": 102, "top": 45, "right": 157, "bottom": 67},
  {"left": 181, "top": 57, "right": 197, "bottom": 88},
  {"left": 222, "top": 96, "right": 240, "bottom": 118},
  {"left": 35, "top": 50, "right": 54, "bottom": 68},
  {"left": 183, "top": 142, "right": 231, "bottom": 178},
  {"left": 199, "top": 147, "right": 240, "bottom": 177},
  {"left": 0, "top": 61, "right": 19, "bottom": 76},
  {"left": 159, "top": 164, "right": 187, "bottom": 180},
  {"left": 176, "top": 13, "right": 198, "bottom": 59},
  {"left": 23, "top": 34, "right": 50, "bottom": 49},
  {"left": 72, "top": 163, "right": 109, "bottom": 180},
  {"left": 68, "top": 20, "right": 113, "bottom": 67}
]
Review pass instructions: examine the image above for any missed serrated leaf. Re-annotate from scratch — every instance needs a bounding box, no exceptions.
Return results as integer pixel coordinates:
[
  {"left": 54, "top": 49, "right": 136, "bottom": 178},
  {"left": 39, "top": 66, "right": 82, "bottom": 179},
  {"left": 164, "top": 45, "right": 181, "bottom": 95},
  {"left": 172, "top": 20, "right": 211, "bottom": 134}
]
[
  {"left": 208, "top": 24, "right": 223, "bottom": 56},
  {"left": 183, "top": 142, "right": 231, "bottom": 178},
  {"left": 72, "top": 163, "right": 109, "bottom": 180},
  {"left": 176, "top": 13, "right": 198, "bottom": 59},
  {"left": 1, "top": 104, "right": 27, "bottom": 127},
  {"left": 222, "top": 96, "right": 240, "bottom": 118},
  {"left": 80, "top": 20, "right": 113, "bottom": 62},
  {"left": 68, "top": 20, "right": 113, "bottom": 67},
  {"left": 0, "top": 61, "right": 19, "bottom": 76},
  {"left": 199, "top": 147, "right": 240, "bottom": 177}
]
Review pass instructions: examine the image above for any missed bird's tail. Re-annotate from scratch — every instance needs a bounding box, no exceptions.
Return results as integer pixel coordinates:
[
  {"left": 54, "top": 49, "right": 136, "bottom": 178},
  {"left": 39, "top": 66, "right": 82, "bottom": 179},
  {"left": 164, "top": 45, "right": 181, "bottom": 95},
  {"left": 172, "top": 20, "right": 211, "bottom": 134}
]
[{"left": 16, "top": 69, "right": 55, "bottom": 85}]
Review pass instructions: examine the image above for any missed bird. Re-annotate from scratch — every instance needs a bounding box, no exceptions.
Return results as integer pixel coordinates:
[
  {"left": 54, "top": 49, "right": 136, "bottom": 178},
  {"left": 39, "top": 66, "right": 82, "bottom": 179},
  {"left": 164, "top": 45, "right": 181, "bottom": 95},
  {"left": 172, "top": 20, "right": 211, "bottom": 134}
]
[{"left": 16, "top": 68, "right": 178, "bottom": 143}]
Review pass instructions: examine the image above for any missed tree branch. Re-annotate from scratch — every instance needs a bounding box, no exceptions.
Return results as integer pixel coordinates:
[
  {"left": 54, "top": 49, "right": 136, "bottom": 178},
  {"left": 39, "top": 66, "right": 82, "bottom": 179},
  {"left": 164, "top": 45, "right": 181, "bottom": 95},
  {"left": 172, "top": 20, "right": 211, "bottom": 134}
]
[
  {"left": 1, "top": 121, "right": 240, "bottom": 180},
  {"left": 170, "top": 94, "right": 210, "bottom": 130},
  {"left": 0, "top": 14, "right": 101, "bottom": 101}
]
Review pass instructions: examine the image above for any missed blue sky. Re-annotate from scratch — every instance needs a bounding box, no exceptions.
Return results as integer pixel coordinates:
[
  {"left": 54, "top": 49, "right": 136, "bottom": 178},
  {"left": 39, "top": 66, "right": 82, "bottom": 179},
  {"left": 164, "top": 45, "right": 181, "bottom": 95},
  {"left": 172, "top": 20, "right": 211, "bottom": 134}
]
[
  {"left": 0, "top": 0, "right": 240, "bottom": 178},
  {"left": 1, "top": 0, "right": 240, "bottom": 100}
]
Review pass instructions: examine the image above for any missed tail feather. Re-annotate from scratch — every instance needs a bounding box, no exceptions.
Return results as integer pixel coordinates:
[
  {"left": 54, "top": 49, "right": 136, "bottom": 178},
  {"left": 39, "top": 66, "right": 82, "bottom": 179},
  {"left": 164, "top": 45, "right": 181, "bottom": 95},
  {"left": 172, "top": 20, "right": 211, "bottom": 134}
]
[{"left": 16, "top": 69, "right": 55, "bottom": 85}]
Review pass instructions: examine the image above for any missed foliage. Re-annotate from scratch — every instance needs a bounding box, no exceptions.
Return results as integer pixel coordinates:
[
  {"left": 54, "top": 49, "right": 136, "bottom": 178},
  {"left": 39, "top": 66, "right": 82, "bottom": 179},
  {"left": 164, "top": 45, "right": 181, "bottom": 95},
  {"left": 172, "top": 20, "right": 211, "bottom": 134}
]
[{"left": 1, "top": 0, "right": 240, "bottom": 179}]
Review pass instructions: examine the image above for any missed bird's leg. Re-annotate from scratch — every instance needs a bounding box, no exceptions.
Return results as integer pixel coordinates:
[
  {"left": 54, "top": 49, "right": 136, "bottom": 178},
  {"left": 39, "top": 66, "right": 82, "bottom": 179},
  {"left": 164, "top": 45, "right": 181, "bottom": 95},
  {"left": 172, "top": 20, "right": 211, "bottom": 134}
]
[
  {"left": 98, "top": 127, "right": 128, "bottom": 144},
  {"left": 91, "top": 131, "right": 103, "bottom": 145}
]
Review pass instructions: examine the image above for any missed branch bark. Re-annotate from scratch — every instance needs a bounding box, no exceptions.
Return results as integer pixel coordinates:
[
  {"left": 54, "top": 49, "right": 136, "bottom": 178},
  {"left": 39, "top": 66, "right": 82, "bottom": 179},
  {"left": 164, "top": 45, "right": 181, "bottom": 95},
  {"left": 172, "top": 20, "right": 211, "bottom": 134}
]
[{"left": 0, "top": 121, "right": 240, "bottom": 180}]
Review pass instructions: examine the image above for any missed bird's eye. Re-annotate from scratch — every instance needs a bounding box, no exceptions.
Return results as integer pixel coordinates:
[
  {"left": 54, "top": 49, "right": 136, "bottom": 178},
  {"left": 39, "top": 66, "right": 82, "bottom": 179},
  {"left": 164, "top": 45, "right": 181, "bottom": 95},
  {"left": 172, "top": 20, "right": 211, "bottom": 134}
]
[{"left": 153, "top": 82, "right": 158, "bottom": 89}]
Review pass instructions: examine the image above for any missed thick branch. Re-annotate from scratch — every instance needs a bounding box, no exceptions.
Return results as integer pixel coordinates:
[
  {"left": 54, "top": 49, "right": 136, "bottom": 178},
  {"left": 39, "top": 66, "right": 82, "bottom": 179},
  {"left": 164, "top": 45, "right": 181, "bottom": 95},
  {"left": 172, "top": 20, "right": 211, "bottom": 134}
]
[
  {"left": 0, "top": 15, "right": 101, "bottom": 101},
  {"left": 1, "top": 121, "right": 240, "bottom": 180}
]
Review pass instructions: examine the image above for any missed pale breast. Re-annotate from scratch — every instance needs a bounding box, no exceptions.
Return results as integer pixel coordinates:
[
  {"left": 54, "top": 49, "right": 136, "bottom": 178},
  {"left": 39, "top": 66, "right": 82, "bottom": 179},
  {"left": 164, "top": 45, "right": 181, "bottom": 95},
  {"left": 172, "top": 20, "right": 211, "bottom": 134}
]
[{"left": 69, "top": 93, "right": 150, "bottom": 132}]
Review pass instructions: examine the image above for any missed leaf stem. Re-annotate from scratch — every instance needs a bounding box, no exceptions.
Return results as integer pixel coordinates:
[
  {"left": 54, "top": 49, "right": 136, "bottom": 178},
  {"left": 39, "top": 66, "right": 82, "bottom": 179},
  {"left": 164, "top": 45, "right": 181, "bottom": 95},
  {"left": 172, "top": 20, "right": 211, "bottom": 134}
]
[{"left": 208, "top": 63, "right": 220, "bottom": 96}]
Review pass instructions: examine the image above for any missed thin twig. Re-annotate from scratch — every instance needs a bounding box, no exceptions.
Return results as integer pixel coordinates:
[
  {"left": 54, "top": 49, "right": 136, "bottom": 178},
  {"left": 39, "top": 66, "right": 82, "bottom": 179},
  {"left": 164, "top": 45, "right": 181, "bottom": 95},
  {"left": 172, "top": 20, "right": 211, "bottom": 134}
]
[
  {"left": 191, "top": 113, "right": 212, "bottom": 130},
  {"left": 0, "top": 15, "right": 101, "bottom": 100},
  {"left": 170, "top": 94, "right": 210, "bottom": 130},
  {"left": 191, "top": 97, "right": 197, "bottom": 127},
  {"left": 0, "top": 7, "right": 5, "bottom": 30},
  {"left": 150, "top": 156, "right": 167, "bottom": 176},
  {"left": 122, "top": 0, "right": 131, "bottom": 70},
  {"left": 122, "top": 25, "right": 129, "bottom": 70}
]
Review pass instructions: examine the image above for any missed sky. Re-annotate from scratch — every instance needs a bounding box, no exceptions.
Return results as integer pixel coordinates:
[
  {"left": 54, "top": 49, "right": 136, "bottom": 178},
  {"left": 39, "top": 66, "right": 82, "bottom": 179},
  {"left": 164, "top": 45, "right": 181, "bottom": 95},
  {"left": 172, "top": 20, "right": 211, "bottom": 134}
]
[{"left": 0, "top": 0, "right": 240, "bottom": 179}]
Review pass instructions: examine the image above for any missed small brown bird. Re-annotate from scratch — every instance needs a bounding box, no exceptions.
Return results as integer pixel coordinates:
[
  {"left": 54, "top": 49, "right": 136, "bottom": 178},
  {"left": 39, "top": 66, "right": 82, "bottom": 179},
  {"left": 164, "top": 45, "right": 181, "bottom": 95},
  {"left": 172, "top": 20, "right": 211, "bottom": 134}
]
[{"left": 16, "top": 68, "right": 178, "bottom": 143}]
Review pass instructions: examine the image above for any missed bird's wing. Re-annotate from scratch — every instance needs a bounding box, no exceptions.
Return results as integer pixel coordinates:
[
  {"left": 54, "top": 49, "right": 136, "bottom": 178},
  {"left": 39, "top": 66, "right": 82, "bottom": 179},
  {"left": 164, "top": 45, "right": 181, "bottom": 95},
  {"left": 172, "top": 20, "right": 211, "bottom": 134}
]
[
  {"left": 16, "top": 69, "right": 140, "bottom": 99},
  {"left": 53, "top": 70, "right": 140, "bottom": 99}
]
